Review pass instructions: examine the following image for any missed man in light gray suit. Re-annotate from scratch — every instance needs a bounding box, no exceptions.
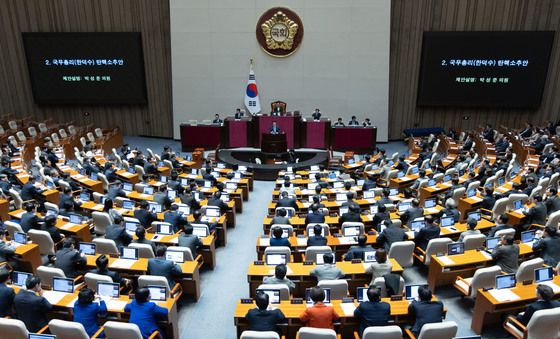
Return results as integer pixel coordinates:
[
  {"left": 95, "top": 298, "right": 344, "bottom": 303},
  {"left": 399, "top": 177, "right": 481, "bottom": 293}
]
[
  {"left": 147, "top": 246, "right": 182, "bottom": 288},
  {"left": 309, "top": 253, "right": 344, "bottom": 281}
]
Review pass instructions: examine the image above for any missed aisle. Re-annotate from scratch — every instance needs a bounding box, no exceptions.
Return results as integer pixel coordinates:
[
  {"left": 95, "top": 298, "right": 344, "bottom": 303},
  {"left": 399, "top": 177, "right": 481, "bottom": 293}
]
[{"left": 178, "top": 181, "right": 275, "bottom": 338}]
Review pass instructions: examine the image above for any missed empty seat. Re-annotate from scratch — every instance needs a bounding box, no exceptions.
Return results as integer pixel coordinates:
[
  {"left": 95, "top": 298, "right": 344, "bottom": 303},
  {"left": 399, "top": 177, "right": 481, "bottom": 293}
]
[
  {"left": 48, "top": 319, "right": 90, "bottom": 339},
  {"left": 318, "top": 279, "right": 348, "bottom": 299}
]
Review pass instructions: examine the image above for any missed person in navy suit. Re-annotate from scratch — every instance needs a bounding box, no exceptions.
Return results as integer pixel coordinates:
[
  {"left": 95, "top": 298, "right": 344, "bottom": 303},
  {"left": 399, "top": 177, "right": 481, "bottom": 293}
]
[
  {"left": 305, "top": 204, "right": 325, "bottom": 224},
  {"left": 163, "top": 204, "right": 188, "bottom": 233},
  {"left": 245, "top": 291, "right": 286, "bottom": 334},
  {"left": 13, "top": 276, "right": 52, "bottom": 332},
  {"left": 73, "top": 288, "right": 107, "bottom": 337},
  {"left": 269, "top": 226, "right": 291, "bottom": 248},
  {"left": 408, "top": 286, "right": 444, "bottom": 336},
  {"left": 0, "top": 268, "right": 15, "bottom": 317},
  {"left": 517, "top": 284, "right": 560, "bottom": 325},
  {"left": 147, "top": 246, "right": 182, "bottom": 288},
  {"left": 354, "top": 287, "right": 390, "bottom": 338},
  {"left": 269, "top": 121, "right": 281, "bottom": 134},
  {"left": 307, "top": 224, "right": 327, "bottom": 246},
  {"left": 125, "top": 287, "right": 169, "bottom": 339},
  {"left": 414, "top": 215, "right": 440, "bottom": 250}
]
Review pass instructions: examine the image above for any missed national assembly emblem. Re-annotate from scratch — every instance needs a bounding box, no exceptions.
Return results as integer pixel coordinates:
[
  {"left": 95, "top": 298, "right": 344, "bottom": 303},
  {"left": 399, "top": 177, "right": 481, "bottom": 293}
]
[{"left": 256, "top": 7, "right": 304, "bottom": 57}]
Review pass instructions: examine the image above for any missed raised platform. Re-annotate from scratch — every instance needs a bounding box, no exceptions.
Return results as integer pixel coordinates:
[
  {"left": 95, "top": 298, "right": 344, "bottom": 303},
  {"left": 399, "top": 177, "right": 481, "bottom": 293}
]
[{"left": 217, "top": 149, "right": 329, "bottom": 181}]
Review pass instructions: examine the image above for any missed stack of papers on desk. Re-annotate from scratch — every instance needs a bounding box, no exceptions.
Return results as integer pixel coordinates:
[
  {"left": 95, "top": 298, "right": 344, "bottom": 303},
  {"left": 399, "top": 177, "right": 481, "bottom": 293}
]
[
  {"left": 111, "top": 259, "right": 136, "bottom": 269},
  {"left": 106, "top": 299, "right": 128, "bottom": 310},
  {"left": 338, "top": 237, "right": 357, "bottom": 245},
  {"left": 340, "top": 303, "right": 357, "bottom": 316},
  {"left": 60, "top": 223, "right": 77, "bottom": 230},
  {"left": 425, "top": 207, "right": 440, "bottom": 214},
  {"left": 489, "top": 289, "right": 520, "bottom": 302},
  {"left": 406, "top": 231, "right": 415, "bottom": 239},
  {"left": 43, "top": 290, "right": 68, "bottom": 304},
  {"left": 260, "top": 238, "right": 270, "bottom": 246},
  {"left": 296, "top": 238, "right": 307, "bottom": 246},
  {"left": 437, "top": 256, "right": 455, "bottom": 266}
]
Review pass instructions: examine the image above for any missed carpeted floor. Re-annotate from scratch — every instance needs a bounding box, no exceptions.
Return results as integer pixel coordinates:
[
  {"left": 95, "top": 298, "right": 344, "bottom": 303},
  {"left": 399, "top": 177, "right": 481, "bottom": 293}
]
[{"left": 124, "top": 136, "right": 509, "bottom": 339}]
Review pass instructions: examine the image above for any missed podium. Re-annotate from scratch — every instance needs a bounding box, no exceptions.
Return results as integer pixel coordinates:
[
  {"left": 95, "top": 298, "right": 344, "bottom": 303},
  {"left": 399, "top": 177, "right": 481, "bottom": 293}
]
[
  {"left": 224, "top": 117, "right": 251, "bottom": 147},
  {"left": 261, "top": 133, "right": 287, "bottom": 154}
]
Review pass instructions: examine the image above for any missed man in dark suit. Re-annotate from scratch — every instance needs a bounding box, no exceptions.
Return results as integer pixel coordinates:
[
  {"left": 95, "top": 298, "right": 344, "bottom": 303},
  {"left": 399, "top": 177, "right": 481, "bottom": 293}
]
[
  {"left": 348, "top": 116, "right": 360, "bottom": 126},
  {"left": 178, "top": 225, "right": 203, "bottom": 257},
  {"left": 532, "top": 225, "right": 560, "bottom": 267},
  {"left": 106, "top": 180, "right": 126, "bottom": 200},
  {"left": 414, "top": 215, "right": 439, "bottom": 251},
  {"left": 179, "top": 186, "right": 201, "bottom": 211},
  {"left": 545, "top": 188, "right": 560, "bottom": 215},
  {"left": 269, "top": 121, "right": 281, "bottom": 134},
  {"left": 105, "top": 215, "right": 132, "bottom": 249},
  {"left": 277, "top": 191, "right": 297, "bottom": 210},
  {"left": 401, "top": 199, "right": 424, "bottom": 225},
  {"left": 202, "top": 167, "right": 217, "bottom": 186},
  {"left": 207, "top": 191, "right": 229, "bottom": 214},
  {"left": 13, "top": 276, "right": 52, "bottom": 332},
  {"left": 43, "top": 215, "right": 64, "bottom": 243},
  {"left": 82, "top": 158, "right": 100, "bottom": 175},
  {"left": 134, "top": 200, "right": 158, "bottom": 228},
  {"left": 58, "top": 186, "right": 81, "bottom": 211},
  {"left": 245, "top": 291, "right": 286, "bottom": 334},
  {"left": 20, "top": 202, "right": 43, "bottom": 232},
  {"left": 307, "top": 224, "right": 327, "bottom": 246},
  {"left": 408, "top": 286, "right": 444, "bottom": 337},
  {"left": 488, "top": 214, "right": 512, "bottom": 237},
  {"left": 269, "top": 226, "right": 291, "bottom": 248},
  {"left": 394, "top": 155, "right": 409, "bottom": 173},
  {"left": 517, "top": 284, "right": 560, "bottom": 325},
  {"left": 305, "top": 204, "right": 325, "bottom": 224},
  {"left": 361, "top": 174, "right": 377, "bottom": 191},
  {"left": 492, "top": 234, "right": 519, "bottom": 273},
  {"left": 54, "top": 238, "right": 86, "bottom": 278},
  {"left": 152, "top": 186, "right": 172, "bottom": 210},
  {"left": 21, "top": 177, "right": 43, "bottom": 202},
  {"left": 234, "top": 108, "right": 243, "bottom": 120},
  {"left": 462, "top": 135, "right": 474, "bottom": 152},
  {"left": 344, "top": 235, "right": 374, "bottom": 261},
  {"left": 480, "top": 187, "right": 496, "bottom": 210},
  {"left": 440, "top": 199, "right": 460, "bottom": 222},
  {"left": 0, "top": 268, "right": 15, "bottom": 317},
  {"left": 143, "top": 156, "right": 158, "bottom": 177},
  {"left": 340, "top": 204, "right": 362, "bottom": 224},
  {"left": 147, "top": 246, "right": 182, "bottom": 288},
  {"left": 354, "top": 287, "right": 390, "bottom": 338},
  {"left": 376, "top": 220, "right": 408, "bottom": 252},
  {"left": 377, "top": 189, "right": 393, "bottom": 206},
  {"left": 164, "top": 204, "right": 188, "bottom": 233},
  {"left": 523, "top": 195, "right": 547, "bottom": 228},
  {"left": 371, "top": 205, "right": 390, "bottom": 230},
  {"left": 103, "top": 162, "right": 118, "bottom": 183},
  {"left": 311, "top": 109, "right": 322, "bottom": 121},
  {"left": 89, "top": 255, "right": 124, "bottom": 285},
  {"left": 167, "top": 171, "right": 181, "bottom": 191},
  {"left": 212, "top": 114, "right": 223, "bottom": 124},
  {"left": 271, "top": 208, "right": 290, "bottom": 225},
  {"left": 314, "top": 174, "right": 329, "bottom": 189}
]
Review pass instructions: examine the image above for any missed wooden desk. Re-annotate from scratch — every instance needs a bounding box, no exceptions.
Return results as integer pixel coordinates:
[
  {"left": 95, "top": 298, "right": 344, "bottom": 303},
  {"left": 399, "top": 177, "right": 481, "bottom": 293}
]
[
  {"left": 15, "top": 243, "right": 41, "bottom": 273},
  {"left": 471, "top": 276, "right": 560, "bottom": 335},
  {"left": 70, "top": 174, "right": 104, "bottom": 193},
  {"left": 142, "top": 232, "right": 217, "bottom": 270},
  {"left": 116, "top": 169, "right": 139, "bottom": 184},
  {"left": 9, "top": 209, "right": 92, "bottom": 242},
  {"left": 247, "top": 260, "right": 403, "bottom": 299}
]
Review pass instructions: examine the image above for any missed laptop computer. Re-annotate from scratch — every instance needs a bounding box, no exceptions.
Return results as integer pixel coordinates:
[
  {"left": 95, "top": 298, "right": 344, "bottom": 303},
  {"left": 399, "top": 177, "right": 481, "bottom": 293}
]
[
  {"left": 177, "top": 205, "right": 190, "bottom": 215},
  {"left": 226, "top": 182, "right": 237, "bottom": 190},
  {"left": 333, "top": 182, "right": 344, "bottom": 189},
  {"left": 53, "top": 277, "right": 74, "bottom": 293},
  {"left": 123, "top": 182, "right": 133, "bottom": 192},
  {"left": 90, "top": 172, "right": 98, "bottom": 181},
  {"left": 157, "top": 223, "right": 173, "bottom": 235},
  {"left": 265, "top": 253, "right": 287, "bottom": 266},
  {"left": 424, "top": 198, "right": 436, "bottom": 209},
  {"left": 343, "top": 225, "right": 361, "bottom": 237},
  {"left": 97, "top": 282, "right": 120, "bottom": 299},
  {"left": 122, "top": 200, "right": 135, "bottom": 210},
  {"left": 356, "top": 179, "right": 365, "bottom": 186},
  {"left": 14, "top": 232, "right": 27, "bottom": 245},
  {"left": 146, "top": 285, "right": 167, "bottom": 301},
  {"left": 336, "top": 193, "right": 347, "bottom": 201},
  {"left": 486, "top": 237, "right": 500, "bottom": 250},
  {"left": 69, "top": 213, "right": 83, "bottom": 224},
  {"left": 513, "top": 200, "right": 523, "bottom": 210},
  {"left": 363, "top": 190, "right": 375, "bottom": 199},
  {"left": 192, "top": 225, "right": 209, "bottom": 238},
  {"left": 28, "top": 335, "right": 56, "bottom": 339},
  {"left": 305, "top": 288, "right": 331, "bottom": 304},
  {"left": 364, "top": 251, "right": 377, "bottom": 263},
  {"left": 143, "top": 186, "right": 154, "bottom": 195},
  {"left": 203, "top": 180, "right": 212, "bottom": 188},
  {"left": 443, "top": 174, "right": 451, "bottom": 182},
  {"left": 369, "top": 205, "right": 378, "bottom": 214},
  {"left": 468, "top": 211, "right": 481, "bottom": 221},
  {"left": 389, "top": 188, "right": 399, "bottom": 196},
  {"left": 205, "top": 208, "right": 220, "bottom": 218},
  {"left": 121, "top": 247, "right": 139, "bottom": 260},
  {"left": 428, "top": 179, "right": 436, "bottom": 186},
  {"left": 521, "top": 230, "right": 536, "bottom": 244},
  {"left": 125, "top": 221, "right": 139, "bottom": 234},
  {"left": 148, "top": 202, "right": 162, "bottom": 213},
  {"left": 315, "top": 253, "right": 335, "bottom": 265},
  {"left": 165, "top": 250, "right": 185, "bottom": 263},
  {"left": 467, "top": 188, "right": 476, "bottom": 198},
  {"left": 405, "top": 284, "right": 423, "bottom": 300},
  {"left": 356, "top": 287, "right": 382, "bottom": 302},
  {"left": 181, "top": 178, "right": 189, "bottom": 186},
  {"left": 79, "top": 242, "right": 96, "bottom": 255},
  {"left": 220, "top": 193, "right": 229, "bottom": 202},
  {"left": 397, "top": 171, "right": 405, "bottom": 178},
  {"left": 256, "top": 289, "right": 281, "bottom": 304},
  {"left": 79, "top": 192, "right": 90, "bottom": 202},
  {"left": 496, "top": 274, "right": 516, "bottom": 289},
  {"left": 12, "top": 271, "right": 32, "bottom": 287},
  {"left": 535, "top": 267, "right": 554, "bottom": 283},
  {"left": 497, "top": 177, "right": 506, "bottom": 186},
  {"left": 410, "top": 220, "right": 425, "bottom": 232},
  {"left": 127, "top": 167, "right": 135, "bottom": 174},
  {"left": 398, "top": 202, "right": 411, "bottom": 213},
  {"left": 440, "top": 216, "right": 455, "bottom": 227},
  {"left": 447, "top": 242, "right": 465, "bottom": 256},
  {"left": 411, "top": 166, "right": 419, "bottom": 174},
  {"left": 339, "top": 206, "right": 349, "bottom": 215},
  {"left": 160, "top": 175, "right": 168, "bottom": 183}
]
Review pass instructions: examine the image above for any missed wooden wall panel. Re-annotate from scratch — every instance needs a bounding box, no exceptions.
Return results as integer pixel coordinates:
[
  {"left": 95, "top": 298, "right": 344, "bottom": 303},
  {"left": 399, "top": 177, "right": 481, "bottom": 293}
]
[
  {"left": 389, "top": 0, "right": 560, "bottom": 140},
  {"left": 0, "top": 0, "right": 172, "bottom": 138}
]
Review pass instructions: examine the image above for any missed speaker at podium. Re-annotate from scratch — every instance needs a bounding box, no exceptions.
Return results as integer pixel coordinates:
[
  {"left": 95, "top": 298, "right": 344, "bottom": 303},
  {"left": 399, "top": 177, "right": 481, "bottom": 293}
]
[{"left": 261, "top": 133, "right": 287, "bottom": 154}]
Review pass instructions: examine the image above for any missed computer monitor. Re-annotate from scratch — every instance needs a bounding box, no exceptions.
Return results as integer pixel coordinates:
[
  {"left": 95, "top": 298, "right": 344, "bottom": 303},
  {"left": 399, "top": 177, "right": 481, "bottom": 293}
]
[
  {"left": 69, "top": 213, "right": 83, "bottom": 224},
  {"left": 356, "top": 287, "right": 368, "bottom": 302},
  {"left": 192, "top": 225, "right": 209, "bottom": 238},
  {"left": 157, "top": 223, "right": 173, "bottom": 235},
  {"left": 343, "top": 226, "right": 361, "bottom": 237},
  {"left": 521, "top": 230, "right": 535, "bottom": 243},
  {"left": 447, "top": 242, "right": 465, "bottom": 256},
  {"left": 148, "top": 202, "right": 162, "bottom": 213},
  {"left": 496, "top": 274, "right": 516, "bottom": 289},
  {"left": 468, "top": 211, "right": 481, "bottom": 221},
  {"left": 389, "top": 188, "right": 398, "bottom": 196},
  {"left": 411, "top": 166, "right": 419, "bottom": 174},
  {"left": 121, "top": 247, "right": 139, "bottom": 260},
  {"left": 348, "top": 159, "right": 355, "bottom": 165},
  {"left": 181, "top": 178, "right": 189, "bottom": 186},
  {"left": 165, "top": 250, "right": 185, "bottom": 263},
  {"left": 203, "top": 180, "right": 212, "bottom": 188},
  {"left": 79, "top": 168, "right": 87, "bottom": 175},
  {"left": 205, "top": 208, "right": 220, "bottom": 217},
  {"left": 398, "top": 202, "right": 411, "bottom": 213},
  {"left": 97, "top": 282, "right": 120, "bottom": 298},
  {"left": 486, "top": 237, "right": 500, "bottom": 250},
  {"left": 143, "top": 186, "right": 154, "bottom": 195},
  {"left": 305, "top": 288, "right": 331, "bottom": 304},
  {"left": 160, "top": 175, "right": 168, "bottom": 183},
  {"left": 467, "top": 188, "right": 476, "bottom": 198},
  {"left": 369, "top": 205, "right": 378, "bottom": 214},
  {"left": 424, "top": 198, "right": 436, "bottom": 209},
  {"left": 12, "top": 271, "right": 32, "bottom": 287},
  {"left": 513, "top": 200, "right": 523, "bottom": 210},
  {"left": 265, "top": 253, "right": 287, "bottom": 266},
  {"left": 28, "top": 335, "right": 56, "bottom": 339},
  {"left": 306, "top": 182, "right": 318, "bottom": 190},
  {"left": 226, "top": 182, "right": 237, "bottom": 190},
  {"left": 410, "top": 220, "right": 425, "bottom": 232},
  {"left": 90, "top": 172, "right": 98, "bottom": 181},
  {"left": 166, "top": 190, "right": 177, "bottom": 200},
  {"left": 364, "top": 251, "right": 377, "bottom": 263},
  {"left": 220, "top": 193, "right": 229, "bottom": 202},
  {"left": 443, "top": 174, "right": 451, "bottom": 182},
  {"left": 146, "top": 285, "right": 167, "bottom": 301},
  {"left": 335, "top": 193, "right": 347, "bottom": 201},
  {"left": 14, "top": 232, "right": 26, "bottom": 244},
  {"left": 217, "top": 163, "right": 226, "bottom": 169},
  {"left": 405, "top": 284, "right": 423, "bottom": 300},
  {"left": 535, "top": 267, "right": 554, "bottom": 283},
  {"left": 440, "top": 216, "right": 455, "bottom": 227},
  {"left": 234, "top": 172, "right": 242, "bottom": 179},
  {"left": 177, "top": 205, "right": 190, "bottom": 215},
  {"left": 125, "top": 222, "right": 139, "bottom": 234},
  {"left": 122, "top": 200, "right": 135, "bottom": 210},
  {"left": 127, "top": 167, "right": 135, "bottom": 174},
  {"left": 79, "top": 242, "right": 96, "bottom": 255},
  {"left": 256, "top": 289, "right": 281, "bottom": 304},
  {"left": 363, "top": 190, "right": 375, "bottom": 199},
  {"left": 310, "top": 165, "right": 320, "bottom": 171},
  {"left": 397, "top": 172, "right": 405, "bottom": 178},
  {"left": 356, "top": 179, "right": 365, "bottom": 186},
  {"left": 315, "top": 253, "right": 335, "bottom": 265},
  {"left": 79, "top": 192, "right": 90, "bottom": 201},
  {"left": 339, "top": 206, "right": 349, "bottom": 215},
  {"left": 190, "top": 168, "right": 198, "bottom": 175},
  {"left": 497, "top": 177, "right": 506, "bottom": 186},
  {"left": 123, "top": 182, "right": 133, "bottom": 192},
  {"left": 332, "top": 182, "right": 344, "bottom": 189},
  {"left": 53, "top": 277, "right": 74, "bottom": 293}
]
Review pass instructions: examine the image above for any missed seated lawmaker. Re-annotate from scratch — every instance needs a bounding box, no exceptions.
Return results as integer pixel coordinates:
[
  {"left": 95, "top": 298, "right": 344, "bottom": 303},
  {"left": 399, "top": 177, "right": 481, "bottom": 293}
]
[
  {"left": 178, "top": 225, "right": 203, "bottom": 257},
  {"left": 277, "top": 191, "right": 297, "bottom": 210},
  {"left": 299, "top": 286, "right": 340, "bottom": 329},
  {"left": 105, "top": 215, "right": 132, "bottom": 249},
  {"left": 147, "top": 246, "right": 182, "bottom": 288},
  {"left": 491, "top": 234, "right": 519, "bottom": 274},
  {"left": 0, "top": 268, "right": 14, "bottom": 317},
  {"left": 164, "top": 204, "right": 188, "bottom": 233},
  {"left": 458, "top": 217, "right": 483, "bottom": 243},
  {"left": 334, "top": 118, "right": 345, "bottom": 127},
  {"left": 306, "top": 204, "right": 325, "bottom": 224},
  {"left": 365, "top": 249, "right": 393, "bottom": 282},
  {"left": 307, "top": 224, "right": 327, "bottom": 246},
  {"left": 344, "top": 235, "right": 374, "bottom": 261},
  {"left": 348, "top": 116, "right": 360, "bottom": 126},
  {"left": 339, "top": 204, "right": 362, "bottom": 224},
  {"left": 354, "top": 286, "right": 390, "bottom": 338},
  {"left": 271, "top": 208, "right": 290, "bottom": 225},
  {"left": 234, "top": 108, "right": 243, "bottom": 119},
  {"left": 311, "top": 108, "right": 322, "bottom": 121},
  {"left": 532, "top": 225, "right": 560, "bottom": 267},
  {"left": 362, "top": 118, "right": 373, "bottom": 127},
  {"left": 270, "top": 226, "right": 291, "bottom": 248},
  {"left": 269, "top": 121, "right": 281, "bottom": 134},
  {"left": 90, "top": 255, "right": 124, "bottom": 285},
  {"left": 133, "top": 226, "right": 157, "bottom": 254},
  {"left": 55, "top": 238, "right": 86, "bottom": 278},
  {"left": 14, "top": 276, "right": 52, "bottom": 332},
  {"left": 125, "top": 288, "right": 168, "bottom": 339},
  {"left": 309, "top": 253, "right": 343, "bottom": 281},
  {"left": 212, "top": 114, "right": 223, "bottom": 124},
  {"left": 263, "top": 264, "right": 295, "bottom": 291},
  {"left": 73, "top": 288, "right": 107, "bottom": 337},
  {"left": 517, "top": 284, "right": 560, "bottom": 325},
  {"left": 376, "top": 219, "right": 407, "bottom": 252},
  {"left": 245, "top": 291, "right": 286, "bottom": 334},
  {"left": 408, "top": 286, "right": 444, "bottom": 337}
]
